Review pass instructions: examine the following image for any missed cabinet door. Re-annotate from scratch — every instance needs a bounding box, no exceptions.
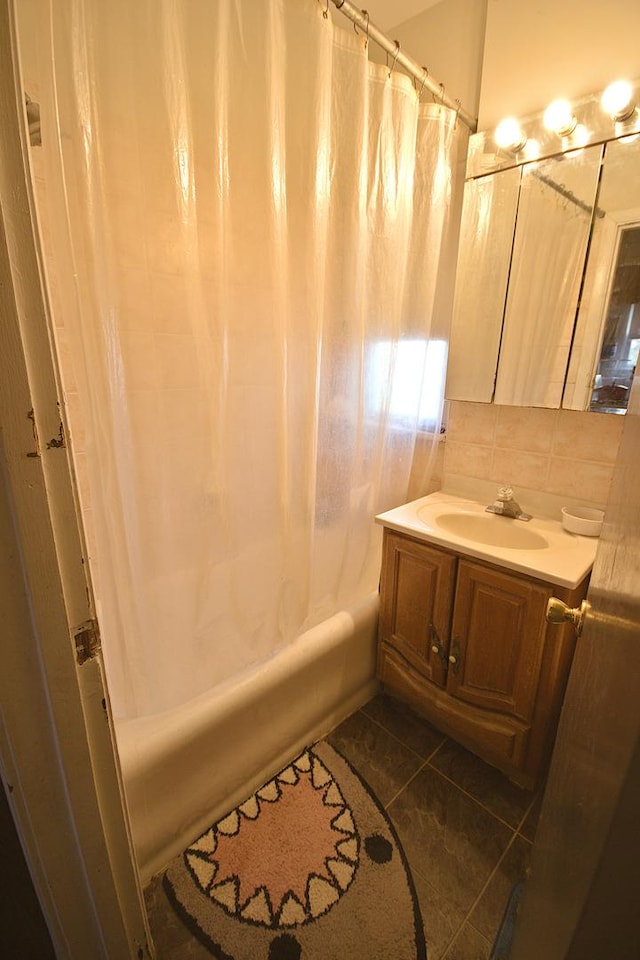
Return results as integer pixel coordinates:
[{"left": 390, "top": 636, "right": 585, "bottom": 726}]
[
  {"left": 448, "top": 560, "right": 551, "bottom": 723},
  {"left": 379, "top": 531, "right": 456, "bottom": 688}
]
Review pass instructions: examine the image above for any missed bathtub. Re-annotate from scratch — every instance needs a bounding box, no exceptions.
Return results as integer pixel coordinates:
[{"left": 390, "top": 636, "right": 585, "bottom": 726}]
[{"left": 115, "top": 591, "right": 380, "bottom": 884}]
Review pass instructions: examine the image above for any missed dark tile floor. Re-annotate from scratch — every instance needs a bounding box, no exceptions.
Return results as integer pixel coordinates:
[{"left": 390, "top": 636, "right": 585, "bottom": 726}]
[
  {"left": 145, "top": 693, "right": 539, "bottom": 959},
  {"left": 327, "top": 695, "right": 538, "bottom": 960}
]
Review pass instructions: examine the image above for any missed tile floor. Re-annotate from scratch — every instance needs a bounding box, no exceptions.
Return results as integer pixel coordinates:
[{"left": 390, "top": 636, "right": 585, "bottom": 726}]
[{"left": 145, "top": 693, "right": 540, "bottom": 959}]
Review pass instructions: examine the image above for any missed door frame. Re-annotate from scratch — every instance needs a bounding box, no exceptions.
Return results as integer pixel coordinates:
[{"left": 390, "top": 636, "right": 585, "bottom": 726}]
[{"left": 0, "top": 1, "right": 151, "bottom": 956}]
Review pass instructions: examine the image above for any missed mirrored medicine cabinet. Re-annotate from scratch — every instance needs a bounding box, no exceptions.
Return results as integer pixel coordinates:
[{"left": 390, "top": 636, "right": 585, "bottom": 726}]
[{"left": 446, "top": 91, "right": 640, "bottom": 415}]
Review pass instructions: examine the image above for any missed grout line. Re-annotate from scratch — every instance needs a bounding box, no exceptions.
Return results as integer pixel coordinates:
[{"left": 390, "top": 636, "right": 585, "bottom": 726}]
[
  {"left": 424, "top": 760, "right": 528, "bottom": 835},
  {"left": 427, "top": 736, "right": 447, "bottom": 763},
  {"left": 369, "top": 704, "right": 533, "bottom": 829},
  {"left": 358, "top": 705, "right": 424, "bottom": 757},
  {"left": 359, "top": 701, "right": 537, "bottom": 958},
  {"left": 384, "top": 758, "right": 429, "bottom": 811},
  {"left": 441, "top": 832, "right": 520, "bottom": 959},
  {"left": 360, "top": 704, "right": 446, "bottom": 764},
  {"left": 514, "top": 790, "right": 540, "bottom": 840},
  {"left": 441, "top": 920, "right": 492, "bottom": 960}
]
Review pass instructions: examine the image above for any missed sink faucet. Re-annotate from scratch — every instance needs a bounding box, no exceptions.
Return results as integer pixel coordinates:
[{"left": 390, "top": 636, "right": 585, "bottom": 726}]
[{"left": 485, "top": 486, "right": 532, "bottom": 521}]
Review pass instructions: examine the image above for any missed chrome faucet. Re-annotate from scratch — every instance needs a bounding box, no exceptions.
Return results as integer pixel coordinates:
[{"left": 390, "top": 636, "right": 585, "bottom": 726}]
[{"left": 485, "top": 486, "right": 532, "bottom": 521}]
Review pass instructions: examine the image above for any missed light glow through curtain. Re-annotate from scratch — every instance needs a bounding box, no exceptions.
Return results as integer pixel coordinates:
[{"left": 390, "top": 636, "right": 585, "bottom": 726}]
[{"left": 32, "top": 0, "right": 462, "bottom": 718}]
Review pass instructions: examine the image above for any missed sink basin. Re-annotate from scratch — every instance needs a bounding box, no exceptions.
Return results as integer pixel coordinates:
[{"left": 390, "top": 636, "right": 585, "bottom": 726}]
[
  {"left": 375, "top": 491, "right": 598, "bottom": 588},
  {"left": 430, "top": 511, "right": 549, "bottom": 550}
]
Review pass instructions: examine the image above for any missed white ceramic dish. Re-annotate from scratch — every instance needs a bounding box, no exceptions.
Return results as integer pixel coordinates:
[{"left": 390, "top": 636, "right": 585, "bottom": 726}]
[
  {"left": 561, "top": 506, "right": 604, "bottom": 537},
  {"left": 376, "top": 492, "right": 598, "bottom": 588}
]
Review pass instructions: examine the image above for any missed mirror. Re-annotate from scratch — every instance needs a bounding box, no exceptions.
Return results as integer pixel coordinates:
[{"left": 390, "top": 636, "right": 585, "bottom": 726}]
[
  {"left": 446, "top": 90, "right": 640, "bottom": 413},
  {"left": 446, "top": 166, "right": 520, "bottom": 402},
  {"left": 563, "top": 136, "right": 640, "bottom": 413},
  {"left": 493, "top": 147, "right": 602, "bottom": 407}
]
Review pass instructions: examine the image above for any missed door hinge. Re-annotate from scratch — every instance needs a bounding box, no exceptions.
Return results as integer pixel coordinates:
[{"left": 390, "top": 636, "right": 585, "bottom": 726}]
[{"left": 74, "top": 619, "right": 101, "bottom": 665}]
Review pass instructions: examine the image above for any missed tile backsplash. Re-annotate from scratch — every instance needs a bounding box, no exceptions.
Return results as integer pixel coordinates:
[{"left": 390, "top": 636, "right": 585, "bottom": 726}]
[{"left": 440, "top": 400, "right": 624, "bottom": 515}]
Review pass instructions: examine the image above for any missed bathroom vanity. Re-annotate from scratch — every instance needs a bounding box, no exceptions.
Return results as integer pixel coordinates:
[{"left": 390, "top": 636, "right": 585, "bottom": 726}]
[{"left": 375, "top": 493, "right": 597, "bottom": 789}]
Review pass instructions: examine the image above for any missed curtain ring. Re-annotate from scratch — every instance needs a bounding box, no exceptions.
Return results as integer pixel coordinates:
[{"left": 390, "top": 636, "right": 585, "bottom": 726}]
[
  {"left": 416, "top": 67, "right": 429, "bottom": 100},
  {"left": 388, "top": 40, "right": 400, "bottom": 78},
  {"left": 358, "top": 9, "right": 369, "bottom": 48},
  {"left": 323, "top": 0, "right": 330, "bottom": 19}
]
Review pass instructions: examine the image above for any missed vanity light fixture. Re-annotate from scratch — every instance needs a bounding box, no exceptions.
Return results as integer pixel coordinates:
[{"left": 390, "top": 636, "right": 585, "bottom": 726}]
[
  {"left": 563, "top": 122, "right": 591, "bottom": 156},
  {"left": 601, "top": 80, "right": 635, "bottom": 121},
  {"left": 484, "top": 77, "right": 640, "bottom": 174},
  {"left": 494, "top": 117, "right": 527, "bottom": 154},
  {"left": 543, "top": 98, "right": 577, "bottom": 137},
  {"left": 602, "top": 79, "right": 640, "bottom": 140},
  {"left": 522, "top": 138, "right": 541, "bottom": 161}
]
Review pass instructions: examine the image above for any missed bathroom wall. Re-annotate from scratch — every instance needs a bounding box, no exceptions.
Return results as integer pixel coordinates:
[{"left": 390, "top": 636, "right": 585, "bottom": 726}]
[
  {"left": 479, "top": 0, "right": 640, "bottom": 130},
  {"left": 442, "top": 401, "right": 623, "bottom": 512},
  {"left": 407, "top": 399, "right": 624, "bottom": 515},
  {"left": 370, "top": 0, "right": 488, "bottom": 120}
]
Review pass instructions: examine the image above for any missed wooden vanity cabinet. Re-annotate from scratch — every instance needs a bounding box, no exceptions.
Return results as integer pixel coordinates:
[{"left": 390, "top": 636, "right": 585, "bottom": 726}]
[{"left": 377, "top": 528, "right": 588, "bottom": 789}]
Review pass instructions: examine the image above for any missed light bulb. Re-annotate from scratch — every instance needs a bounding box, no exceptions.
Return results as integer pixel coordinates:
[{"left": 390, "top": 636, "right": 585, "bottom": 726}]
[
  {"left": 522, "top": 139, "right": 541, "bottom": 162},
  {"left": 601, "top": 80, "right": 635, "bottom": 120},
  {"left": 494, "top": 117, "right": 526, "bottom": 153},
  {"left": 570, "top": 123, "right": 589, "bottom": 147},
  {"left": 543, "top": 99, "right": 576, "bottom": 136},
  {"left": 615, "top": 107, "right": 640, "bottom": 141},
  {"left": 564, "top": 124, "right": 590, "bottom": 157}
]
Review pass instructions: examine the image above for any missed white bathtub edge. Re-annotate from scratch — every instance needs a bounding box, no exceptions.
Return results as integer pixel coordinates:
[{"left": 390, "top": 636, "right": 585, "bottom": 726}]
[{"left": 116, "top": 592, "right": 380, "bottom": 884}]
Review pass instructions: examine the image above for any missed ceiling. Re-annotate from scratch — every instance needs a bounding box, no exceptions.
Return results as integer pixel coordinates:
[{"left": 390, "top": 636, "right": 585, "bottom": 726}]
[{"left": 347, "top": 0, "right": 443, "bottom": 32}]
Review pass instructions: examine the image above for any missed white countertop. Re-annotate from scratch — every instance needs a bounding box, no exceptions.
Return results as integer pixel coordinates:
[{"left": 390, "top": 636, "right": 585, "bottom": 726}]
[{"left": 376, "top": 491, "right": 598, "bottom": 589}]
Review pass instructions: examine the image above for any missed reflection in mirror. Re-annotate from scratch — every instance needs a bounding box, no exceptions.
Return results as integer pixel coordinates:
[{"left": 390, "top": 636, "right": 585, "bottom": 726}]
[
  {"left": 590, "top": 226, "right": 640, "bottom": 412},
  {"left": 564, "top": 136, "right": 640, "bottom": 413},
  {"left": 494, "top": 146, "right": 602, "bottom": 407},
  {"left": 445, "top": 166, "right": 520, "bottom": 401}
]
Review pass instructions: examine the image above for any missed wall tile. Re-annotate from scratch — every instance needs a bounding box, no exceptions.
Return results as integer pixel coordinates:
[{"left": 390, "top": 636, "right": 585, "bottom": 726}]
[
  {"left": 444, "top": 441, "right": 493, "bottom": 480},
  {"left": 495, "top": 406, "right": 557, "bottom": 454},
  {"left": 553, "top": 409, "right": 624, "bottom": 464},
  {"left": 447, "top": 401, "right": 497, "bottom": 445},
  {"left": 546, "top": 457, "right": 613, "bottom": 506},
  {"left": 407, "top": 436, "right": 445, "bottom": 502},
  {"left": 490, "top": 448, "right": 550, "bottom": 490},
  {"left": 438, "top": 401, "right": 622, "bottom": 513}
]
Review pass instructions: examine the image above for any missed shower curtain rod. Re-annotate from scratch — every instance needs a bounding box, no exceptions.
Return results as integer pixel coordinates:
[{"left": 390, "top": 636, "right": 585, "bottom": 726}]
[{"left": 331, "top": 0, "right": 477, "bottom": 132}]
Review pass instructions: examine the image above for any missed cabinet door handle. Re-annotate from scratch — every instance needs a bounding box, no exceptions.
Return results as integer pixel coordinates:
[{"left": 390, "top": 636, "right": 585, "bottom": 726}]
[
  {"left": 429, "top": 622, "right": 447, "bottom": 666},
  {"left": 448, "top": 637, "right": 462, "bottom": 676}
]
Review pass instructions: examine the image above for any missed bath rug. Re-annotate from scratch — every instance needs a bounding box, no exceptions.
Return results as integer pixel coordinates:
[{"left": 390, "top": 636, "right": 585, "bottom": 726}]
[{"left": 162, "top": 741, "right": 426, "bottom": 960}]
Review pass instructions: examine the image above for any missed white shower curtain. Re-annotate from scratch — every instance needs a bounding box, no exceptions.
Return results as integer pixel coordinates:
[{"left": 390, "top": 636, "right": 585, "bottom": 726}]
[{"left": 30, "top": 0, "right": 462, "bottom": 718}]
